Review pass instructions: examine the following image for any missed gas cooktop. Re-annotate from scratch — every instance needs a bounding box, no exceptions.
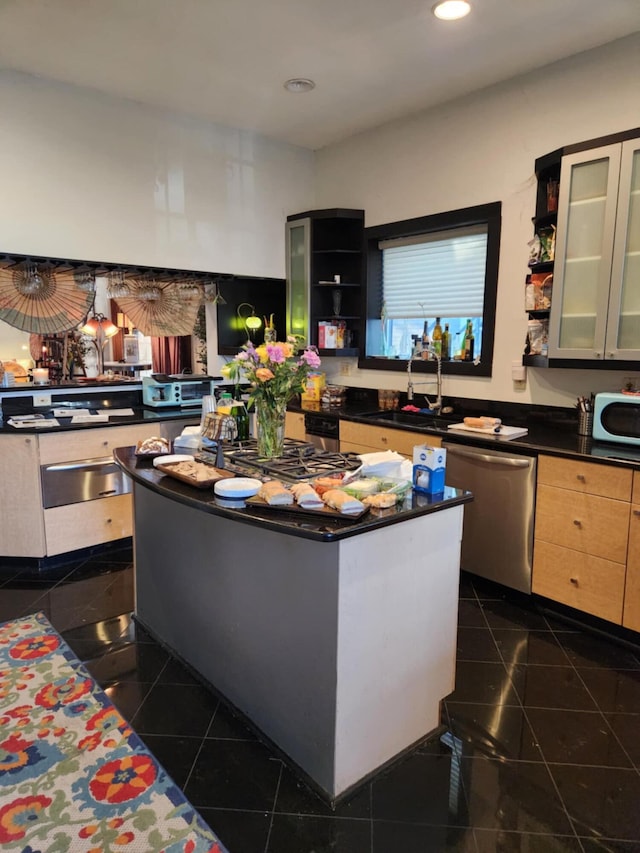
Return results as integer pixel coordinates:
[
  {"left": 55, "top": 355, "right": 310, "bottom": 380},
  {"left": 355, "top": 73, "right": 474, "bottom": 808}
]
[{"left": 197, "top": 439, "right": 362, "bottom": 481}]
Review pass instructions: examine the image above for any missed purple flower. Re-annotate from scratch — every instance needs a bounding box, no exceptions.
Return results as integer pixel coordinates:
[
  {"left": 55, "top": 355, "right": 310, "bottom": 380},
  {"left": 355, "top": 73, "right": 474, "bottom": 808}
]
[
  {"left": 301, "top": 349, "right": 321, "bottom": 368},
  {"left": 236, "top": 351, "right": 251, "bottom": 362},
  {"left": 267, "top": 345, "right": 285, "bottom": 364}
]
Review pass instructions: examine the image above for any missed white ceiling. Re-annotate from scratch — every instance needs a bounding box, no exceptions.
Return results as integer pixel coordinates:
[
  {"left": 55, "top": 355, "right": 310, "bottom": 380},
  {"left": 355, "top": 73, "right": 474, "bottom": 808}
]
[{"left": 0, "top": 0, "right": 638, "bottom": 150}]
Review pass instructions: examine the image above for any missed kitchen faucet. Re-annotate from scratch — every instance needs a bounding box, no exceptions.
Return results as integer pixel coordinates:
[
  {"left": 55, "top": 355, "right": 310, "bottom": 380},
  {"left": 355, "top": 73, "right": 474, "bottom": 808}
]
[{"left": 406, "top": 345, "right": 443, "bottom": 411}]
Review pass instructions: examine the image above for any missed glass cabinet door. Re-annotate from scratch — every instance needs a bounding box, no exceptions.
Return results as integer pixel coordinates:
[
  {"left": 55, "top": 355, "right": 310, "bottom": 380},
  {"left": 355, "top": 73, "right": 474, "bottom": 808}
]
[
  {"left": 285, "top": 218, "right": 310, "bottom": 343},
  {"left": 606, "top": 140, "right": 640, "bottom": 359},
  {"left": 548, "top": 144, "right": 622, "bottom": 359}
]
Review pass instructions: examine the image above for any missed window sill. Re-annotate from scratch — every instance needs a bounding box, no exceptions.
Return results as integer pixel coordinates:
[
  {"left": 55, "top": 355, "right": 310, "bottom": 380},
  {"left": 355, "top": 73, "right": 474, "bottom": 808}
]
[{"left": 358, "top": 356, "right": 491, "bottom": 377}]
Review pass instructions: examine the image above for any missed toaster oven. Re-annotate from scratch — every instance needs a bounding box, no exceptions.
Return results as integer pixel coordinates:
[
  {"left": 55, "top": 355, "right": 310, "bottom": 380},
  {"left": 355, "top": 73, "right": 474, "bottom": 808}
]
[
  {"left": 142, "top": 375, "right": 216, "bottom": 408},
  {"left": 593, "top": 392, "right": 640, "bottom": 446}
]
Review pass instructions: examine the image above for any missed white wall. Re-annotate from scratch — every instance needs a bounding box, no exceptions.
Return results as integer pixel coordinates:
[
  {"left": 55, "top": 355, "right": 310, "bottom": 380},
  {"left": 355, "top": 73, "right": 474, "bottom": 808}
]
[
  {"left": 0, "top": 71, "right": 315, "bottom": 370},
  {"left": 314, "top": 34, "right": 640, "bottom": 408}
]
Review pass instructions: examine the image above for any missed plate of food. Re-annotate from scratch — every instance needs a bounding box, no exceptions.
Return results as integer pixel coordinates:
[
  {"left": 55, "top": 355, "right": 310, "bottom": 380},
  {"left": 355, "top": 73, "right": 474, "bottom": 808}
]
[
  {"left": 245, "top": 480, "right": 370, "bottom": 522},
  {"left": 155, "top": 458, "right": 235, "bottom": 489},
  {"left": 135, "top": 436, "right": 172, "bottom": 457}
]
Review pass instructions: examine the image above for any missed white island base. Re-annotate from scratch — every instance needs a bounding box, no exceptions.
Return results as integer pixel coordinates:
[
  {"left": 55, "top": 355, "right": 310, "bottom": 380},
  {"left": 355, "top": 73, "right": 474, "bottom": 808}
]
[{"left": 133, "top": 483, "right": 464, "bottom": 802}]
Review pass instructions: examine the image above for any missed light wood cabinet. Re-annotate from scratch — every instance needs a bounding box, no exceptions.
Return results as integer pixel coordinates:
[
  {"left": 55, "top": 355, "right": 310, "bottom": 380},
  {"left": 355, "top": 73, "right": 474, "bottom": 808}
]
[
  {"left": 0, "top": 417, "right": 197, "bottom": 559},
  {"left": 339, "top": 420, "right": 441, "bottom": 457},
  {"left": 0, "top": 435, "right": 46, "bottom": 557},
  {"left": 623, "top": 470, "right": 640, "bottom": 631},
  {"left": 44, "top": 495, "right": 132, "bottom": 556},
  {"left": 533, "top": 454, "right": 635, "bottom": 627},
  {"left": 285, "top": 412, "right": 306, "bottom": 442}
]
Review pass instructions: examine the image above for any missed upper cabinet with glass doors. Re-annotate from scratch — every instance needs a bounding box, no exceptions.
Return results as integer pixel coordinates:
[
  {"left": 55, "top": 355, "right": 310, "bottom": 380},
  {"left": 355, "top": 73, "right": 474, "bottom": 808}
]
[{"left": 549, "top": 135, "right": 640, "bottom": 362}]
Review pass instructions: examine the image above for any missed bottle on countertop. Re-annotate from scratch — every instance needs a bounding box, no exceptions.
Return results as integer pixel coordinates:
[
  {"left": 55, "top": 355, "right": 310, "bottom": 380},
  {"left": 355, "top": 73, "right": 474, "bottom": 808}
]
[
  {"left": 442, "top": 323, "right": 451, "bottom": 361},
  {"left": 421, "top": 320, "right": 430, "bottom": 360},
  {"left": 231, "top": 389, "right": 250, "bottom": 442},
  {"left": 217, "top": 391, "right": 233, "bottom": 414},
  {"left": 432, "top": 317, "right": 443, "bottom": 357}
]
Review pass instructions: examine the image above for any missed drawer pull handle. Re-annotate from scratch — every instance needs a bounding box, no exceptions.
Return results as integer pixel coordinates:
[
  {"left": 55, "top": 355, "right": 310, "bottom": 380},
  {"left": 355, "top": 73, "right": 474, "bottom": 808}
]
[
  {"left": 381, "top": 437, "right": 387, "bottom": 444},
  {"left": 103, "top": 441, "right": 109, "bottom": 446},
  {"left": 106, "top": 518, "right": 112, "bottom": 524},
  {"left": 99, "top": 489, "right": 117, "bottom": 497},
  {"left": 573, "top": 519, "right": 582, "bottom": 527},
  {"left": 576, "top": 474, "right": 586, "bottom": 482},
  {"left": 634, "top": 510, "right": 640, "bottom": 517},
  {"left": 570, "top": 577, "right": 579, "bottom": 586}
]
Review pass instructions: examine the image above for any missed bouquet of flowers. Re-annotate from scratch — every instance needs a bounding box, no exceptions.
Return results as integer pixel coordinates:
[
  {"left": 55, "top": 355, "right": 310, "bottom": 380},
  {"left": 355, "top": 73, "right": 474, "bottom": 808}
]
[{"left": 222, "top": 337, "right": 321, "bottom": 457}]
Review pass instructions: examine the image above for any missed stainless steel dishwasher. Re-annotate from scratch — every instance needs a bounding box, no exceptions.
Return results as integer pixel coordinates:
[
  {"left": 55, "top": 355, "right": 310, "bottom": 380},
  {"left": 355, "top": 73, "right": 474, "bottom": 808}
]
[{"left": 442, "top": 441, "right": 537, "bottom": 594}]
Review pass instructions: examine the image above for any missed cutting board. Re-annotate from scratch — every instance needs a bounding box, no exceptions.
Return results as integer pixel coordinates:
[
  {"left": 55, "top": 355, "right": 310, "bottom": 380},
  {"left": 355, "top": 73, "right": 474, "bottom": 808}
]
[{"left": 447, "top": 423, "right": 529, "bottom": 439}]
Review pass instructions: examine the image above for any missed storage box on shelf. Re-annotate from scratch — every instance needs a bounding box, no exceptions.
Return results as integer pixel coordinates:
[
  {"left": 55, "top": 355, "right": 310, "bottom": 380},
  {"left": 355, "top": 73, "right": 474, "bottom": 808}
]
[
  {"left": 286, "top": 209, "right": 364, "bottom": 357},
  {"left": 532, "top": 455, "right": 637, "bottom": 626}
]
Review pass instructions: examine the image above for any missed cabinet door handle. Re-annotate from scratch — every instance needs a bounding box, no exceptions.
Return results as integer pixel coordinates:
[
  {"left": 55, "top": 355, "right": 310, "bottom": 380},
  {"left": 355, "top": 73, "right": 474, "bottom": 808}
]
[
  {"left": 570, "top": 577, "right": 579, "bottom": 585},
  {"left": 607, "top": 352, "right": 615, "bottom": 359},
  {"left": 381, "top": 436, "right": 388, "bottom": 444},
  {"left": 594, "top": 352, "right": 602, "bottom": 358},
  {"left": 106, "top": 518, "right": 112, "bottom": 524},
  {"left": 103, "top": 440, "right": 109, "bottom": 446},
  {"left": 634, "top": 509, "right": 640, "bottom": 517},
  {"left": 573, "top": 519, "right": 582, "bottom": 527},
  {"left": 576, "top": 474, "right": 586, "bottom": 482}
]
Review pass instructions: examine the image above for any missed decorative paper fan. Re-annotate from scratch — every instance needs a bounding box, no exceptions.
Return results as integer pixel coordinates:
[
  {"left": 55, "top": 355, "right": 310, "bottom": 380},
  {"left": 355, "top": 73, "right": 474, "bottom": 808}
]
[
  {"left": 0, "top": 264, "right": 94, "bottom": 334},
  {"left": 114, "top": 282, "right": 201, "bottom": 337}
]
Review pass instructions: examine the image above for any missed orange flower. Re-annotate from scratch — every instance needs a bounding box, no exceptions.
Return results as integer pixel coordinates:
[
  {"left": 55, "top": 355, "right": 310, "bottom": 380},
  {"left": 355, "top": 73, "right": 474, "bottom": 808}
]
[{"left": 255, "top": 368, "right": 274, "bottom": 382}]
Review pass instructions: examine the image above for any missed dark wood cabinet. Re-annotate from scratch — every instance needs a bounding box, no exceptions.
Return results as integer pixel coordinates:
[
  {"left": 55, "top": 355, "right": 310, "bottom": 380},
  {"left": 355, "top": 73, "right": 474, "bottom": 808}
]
[{"left": 286, "top": 208, "right": 364, "bottom": 356}]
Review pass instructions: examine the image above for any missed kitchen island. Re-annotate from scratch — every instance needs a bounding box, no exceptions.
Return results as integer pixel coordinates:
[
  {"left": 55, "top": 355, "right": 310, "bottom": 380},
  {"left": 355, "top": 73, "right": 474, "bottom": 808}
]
[{"left": 115, "top": 446, "right": 472, "bottom": 802}]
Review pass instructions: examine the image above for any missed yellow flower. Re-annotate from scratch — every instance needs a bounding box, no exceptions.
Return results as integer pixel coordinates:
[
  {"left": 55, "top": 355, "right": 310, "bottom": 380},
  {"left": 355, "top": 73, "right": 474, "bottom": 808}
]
[
  {"left": 255, "top": 367, "right": 275, "bottom": 382},
  {"left": 220, "top": 364, "right": 232, "bottom": 378},
  {"left": 255, "top": 345, "right": 269, "bottom": 364}
]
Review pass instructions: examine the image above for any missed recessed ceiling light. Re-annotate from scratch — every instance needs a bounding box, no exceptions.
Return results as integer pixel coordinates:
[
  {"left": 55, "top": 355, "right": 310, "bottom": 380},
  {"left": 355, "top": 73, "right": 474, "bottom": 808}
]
[
  {"left": 432, "top": 1, "right": 471, "bottom": 21},
  {"left": 284, "top": 78, "right": 316, "bottom": 93}
]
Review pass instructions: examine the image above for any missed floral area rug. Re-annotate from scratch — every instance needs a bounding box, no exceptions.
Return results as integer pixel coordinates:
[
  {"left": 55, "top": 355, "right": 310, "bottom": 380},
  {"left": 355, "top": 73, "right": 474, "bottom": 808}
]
[{"left": 0, "top": 612, "right": 227, "bottom": 853}]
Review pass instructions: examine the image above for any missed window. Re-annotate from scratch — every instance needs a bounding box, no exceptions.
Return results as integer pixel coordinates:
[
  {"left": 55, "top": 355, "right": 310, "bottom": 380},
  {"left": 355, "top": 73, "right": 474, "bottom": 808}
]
[{"left": 361, "top": 202, "right": 501, "bottom": 377}]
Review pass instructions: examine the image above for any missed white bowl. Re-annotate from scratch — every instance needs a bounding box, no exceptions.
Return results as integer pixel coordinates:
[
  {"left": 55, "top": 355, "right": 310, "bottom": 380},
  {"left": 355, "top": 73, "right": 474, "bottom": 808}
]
[
  {"left": 153, "top": 454, "right": 194, "bottom": 468},
  {"left": 214, "top": 477, "right": 262, "bottom": 498}
]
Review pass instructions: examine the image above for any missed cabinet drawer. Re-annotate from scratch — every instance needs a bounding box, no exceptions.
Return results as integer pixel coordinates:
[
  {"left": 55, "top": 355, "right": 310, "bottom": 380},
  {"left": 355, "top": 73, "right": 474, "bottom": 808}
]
[
  {"left": 285, "top": 412, "right": 306, "bottom": 442},
  {"left": 39, "top": 425, "right": 166, "bottom": 464},
  {"left": 623, "top": 504, "right": 640, "bottom": 632},
  {"left": 44, "top": 494, "right": 132, "bottom": 556},
  {"left": 537, "top": 455, "right": 632, "bottom": 501},
  {"left": 535, "top": 484, "right": 629, "bottom": 563},
  {"left": 339, "top": 421, "right": 440, "bottom": 455},
  {"left": 533, "top": 540, "right": 625, "bottom": 624}
]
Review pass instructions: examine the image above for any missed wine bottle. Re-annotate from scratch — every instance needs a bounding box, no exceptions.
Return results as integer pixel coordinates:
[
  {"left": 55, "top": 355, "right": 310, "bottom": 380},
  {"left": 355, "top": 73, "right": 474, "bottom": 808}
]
[
  {"left": 463, "top": 320, "right": 474, "bottom": 362},
  {"left": 442, "top": 323, "right": 451, "bottom": 361},
  {"left": 432, "top": 317, "right": 443, "bottom": 356},
  {"left": 421, "top": 320, "right": 430, "bottom": 360}
]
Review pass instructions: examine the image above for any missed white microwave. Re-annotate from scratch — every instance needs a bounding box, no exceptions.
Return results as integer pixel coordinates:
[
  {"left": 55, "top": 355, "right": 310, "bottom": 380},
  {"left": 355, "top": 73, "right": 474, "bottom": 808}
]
[{"left": 593, "top": 392, "right": 640, "bottom": 446}]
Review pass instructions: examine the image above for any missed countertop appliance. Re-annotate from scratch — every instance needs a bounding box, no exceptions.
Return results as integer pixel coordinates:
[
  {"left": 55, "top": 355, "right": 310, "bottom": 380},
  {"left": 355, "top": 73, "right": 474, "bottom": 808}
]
[
  {"left": 443, "top": 441, "right": 537, "bottom": 594},
  {"left": 593, "top": 392, "right": 640, "bottom": 446},
  {"left": 304, "top": 411, "right": 340, "bottom": 452},
  {"left": 142, "top": 375, "right": 218, "bottom": 408}
]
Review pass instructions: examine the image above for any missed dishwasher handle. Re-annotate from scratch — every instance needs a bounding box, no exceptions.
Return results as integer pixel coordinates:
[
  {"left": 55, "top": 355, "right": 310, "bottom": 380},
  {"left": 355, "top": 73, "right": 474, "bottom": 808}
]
[{"left": 443, "top": 443, "right": 533, "bottom": 468}]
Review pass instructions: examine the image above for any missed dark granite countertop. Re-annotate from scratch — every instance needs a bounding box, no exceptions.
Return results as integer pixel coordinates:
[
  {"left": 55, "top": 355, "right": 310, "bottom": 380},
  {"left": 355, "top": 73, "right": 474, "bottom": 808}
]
[
  {"left": 114, "top": 447, "right": 472, "bottom": 543},
  {"left": 290, "top": 395, "right": 640, "bottom": 470}
]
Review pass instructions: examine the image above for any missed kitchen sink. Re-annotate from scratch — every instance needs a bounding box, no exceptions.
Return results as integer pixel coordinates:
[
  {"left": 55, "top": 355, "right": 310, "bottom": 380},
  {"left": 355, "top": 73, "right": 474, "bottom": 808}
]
[{"left": 360, "top": 410, "right": 456, "bottom": 429}]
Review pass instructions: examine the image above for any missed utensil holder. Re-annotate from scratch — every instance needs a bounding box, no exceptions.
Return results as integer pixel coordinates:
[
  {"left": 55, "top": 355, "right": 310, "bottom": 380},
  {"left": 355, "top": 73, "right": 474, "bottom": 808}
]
[{"left": 577, "top": 411, "right": 593, "bottom": 436}]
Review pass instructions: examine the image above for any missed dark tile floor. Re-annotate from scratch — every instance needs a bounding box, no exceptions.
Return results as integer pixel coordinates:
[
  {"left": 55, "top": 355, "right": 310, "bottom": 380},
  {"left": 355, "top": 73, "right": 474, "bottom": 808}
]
[{"left": 2, "top": 547, "right": 640, "bottom": 852}]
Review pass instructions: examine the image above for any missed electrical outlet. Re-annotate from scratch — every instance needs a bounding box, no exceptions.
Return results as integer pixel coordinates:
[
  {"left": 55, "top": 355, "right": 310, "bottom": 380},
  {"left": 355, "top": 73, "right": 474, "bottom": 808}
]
[
  {"left": 33, "top": 393, "right": 51, "bottom": 407},
  {"left": 622, "top": 375, "right": 639, "bottom": 392},
  {"left": 339, "top": 361, "right": 353, "bottom": 376}
]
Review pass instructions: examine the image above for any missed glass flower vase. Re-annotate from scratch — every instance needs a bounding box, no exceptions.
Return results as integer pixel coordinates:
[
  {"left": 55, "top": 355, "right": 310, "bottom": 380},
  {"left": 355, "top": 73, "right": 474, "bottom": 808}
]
[{"left": 255, "top": 399, "right": 287, "bottom": 458}]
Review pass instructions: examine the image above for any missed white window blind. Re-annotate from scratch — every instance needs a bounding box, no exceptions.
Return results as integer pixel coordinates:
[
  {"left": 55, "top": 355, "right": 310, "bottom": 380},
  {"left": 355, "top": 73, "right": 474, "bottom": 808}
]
[{"left": 380, "top": 224, "right": 488, "bottom": 319}]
